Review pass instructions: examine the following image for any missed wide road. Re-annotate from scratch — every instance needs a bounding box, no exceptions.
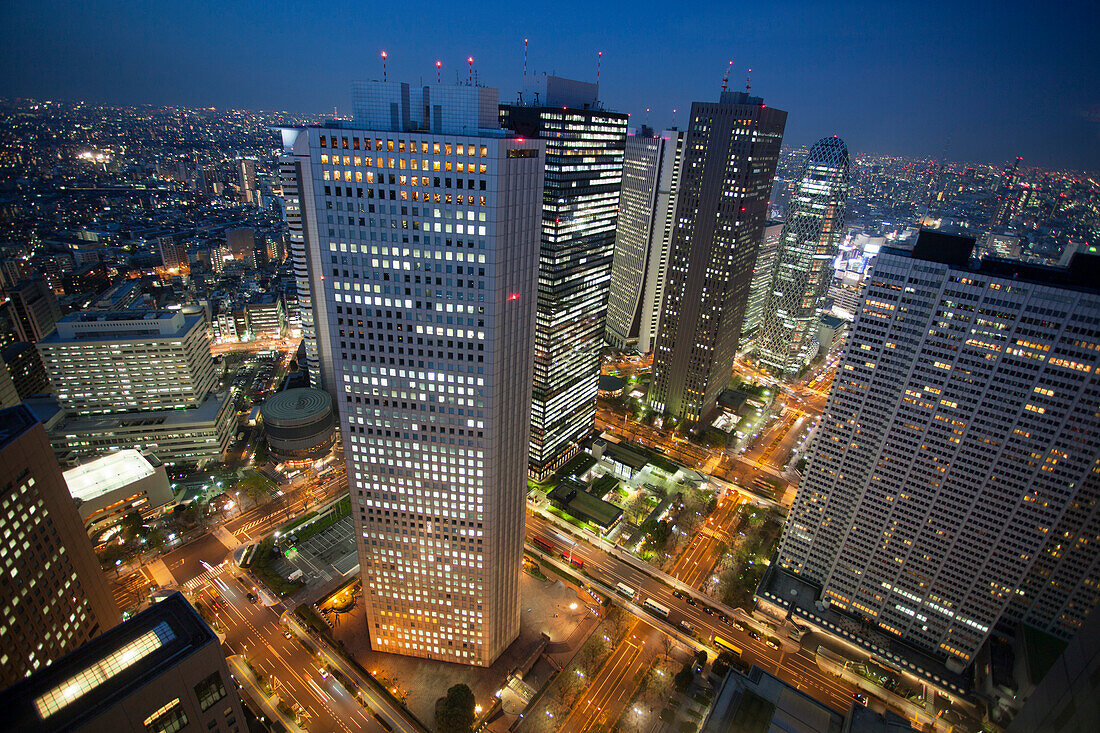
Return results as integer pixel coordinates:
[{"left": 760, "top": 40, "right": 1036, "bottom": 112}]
[
  {"left": 201, "top": 564, "right": 387, "bottom": 733},
  {"left": 109, "top": 471, "right": 349, "bottom": 613},
  {"left": 527, "top": 513, "right": 863, "bottom": 716}
]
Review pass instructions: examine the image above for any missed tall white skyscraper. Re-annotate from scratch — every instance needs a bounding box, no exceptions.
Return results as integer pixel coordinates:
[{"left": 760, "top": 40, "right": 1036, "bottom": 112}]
[
  {"left": 756, "top": 136, "right": 850, "bottom": 376},
  {"left": 776, "top": 231, "right": 1100, "bottom": 671},
  {"left": 605, "top": 128, "right": 686, "bottom": 353},
  {"left": 286, "top": 81, "right": 543, "bottom": 666}
]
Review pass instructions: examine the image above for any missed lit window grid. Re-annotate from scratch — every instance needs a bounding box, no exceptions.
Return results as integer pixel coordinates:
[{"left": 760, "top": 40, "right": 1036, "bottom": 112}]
[{"left": 304, "top": 127, "right": 537, "bottom": 663}]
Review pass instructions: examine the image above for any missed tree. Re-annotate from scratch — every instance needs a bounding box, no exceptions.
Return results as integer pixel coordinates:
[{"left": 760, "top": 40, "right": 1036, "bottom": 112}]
[
  {"left": 712, "top": 651, "right": 737, "bottom": 679},
  {"left": 146, "top": 529, "right": 165, "bottom": 551},
  {"left": 120, "top": 511, "right": 143, "bottom": 542},
  {"left": 673, "top": 663, "right": 694, "bottom": 692},
  {"left": 435, "top": 683, "right": 476, "bottom": 733}
]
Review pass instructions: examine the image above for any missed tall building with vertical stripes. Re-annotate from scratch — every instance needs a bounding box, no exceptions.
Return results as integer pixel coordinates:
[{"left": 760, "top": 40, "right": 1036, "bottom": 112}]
[
  {"left": 287, "top": 81, "right": 543, "bottom": 666},
  {"left": 501, "top": 78, "right": 629, "bottom": 480},
  {"left": 605, "top": 128, "right": 686, "bottom": 354},
  {"left": 776, "top": 231, "right": 1100, "bottom": 670},
  {"left": 648, "top": 92, "right": 786, "bottom": 424}
]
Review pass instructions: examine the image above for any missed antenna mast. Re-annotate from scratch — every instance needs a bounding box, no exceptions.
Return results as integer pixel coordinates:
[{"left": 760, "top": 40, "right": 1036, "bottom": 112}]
[
  {"left": 597, "top": 51, "right": 603, "bottom": 86},
  {"left": 467, "top": 56, "right": 474, "bottom": 85},
  {"left": 381, "top": 50, "right": 387, "bottom": 82},
  {"left": 524, "top": 38, "right": 528, "bottom": 78},
  {"left": 436, "top": 60, "right": 442, "bottom": 84},
  {"left": 746, "top": 67, "right": 752, "bottom": 92},
  {"left": 720, "top": 59, "right": 733, "bottom": 91}
]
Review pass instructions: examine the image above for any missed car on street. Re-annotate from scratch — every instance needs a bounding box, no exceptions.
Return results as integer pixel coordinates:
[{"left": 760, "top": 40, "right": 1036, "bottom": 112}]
[
  {"left": 246, "top": 592, "right": 257, "bottom": 603},
  {"left": 732, "top": 620, "right": 745, "bottom": 632},
  {"left": 765, "top": 638, "right": 779, "bottom": 650},
  {"left": 749, "top": 630, "right": 761, "bottom": 640},
  {"left": 853, "top": 692, "right": 868, "bottom": 705}
]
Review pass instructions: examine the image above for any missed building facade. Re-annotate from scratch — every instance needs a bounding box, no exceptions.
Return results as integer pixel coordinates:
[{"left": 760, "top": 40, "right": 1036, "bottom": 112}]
[
  {"left": 63, "top": 450, "right": 173, "bottom": 538},
  {"left": 0, "top": 405, "right": 120, "bottom": 688},
  {"left": 756, "top": 137, "right": 850, "bottom": 376},
  {"left": 290, "top": 80, "right": 543, "bottom": 666},
  {"left": 37, "top": 310, "right": 215, "bottom": 414},
  {"left": 280, "top": 138, "right": 324, "bottom": 388},
  {"left": 647, "top": 92, "right": 786, "bottom": 423},
  {"left": 3, "top": 278, "right": 61, "bottom": 343},
  {"left": 501, "top": 79, "right": 629, "bottom": 479},
  {"left": 0, "top": 592, "right": 245, "bottom": 733},
  {"left": 741, "top": 221, "right": 784, "bottom": 346},
  {"left": 776, "top": 232, "right": 1100, "bottom": 670},
  {"left": 48, "top": 391, "right": 235, "bottom": 467},
  {"left": 605, "top": 128, "right": 686, "bottom": 353}
]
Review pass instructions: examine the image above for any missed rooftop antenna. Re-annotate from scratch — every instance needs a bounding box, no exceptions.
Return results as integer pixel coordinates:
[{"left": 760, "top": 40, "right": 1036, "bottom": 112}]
[
  {"left": 436, "top": 60, "right": 442, "bottom": 84},
  {"left": 720, "top": 59, "right": 733, "bottom": 92},
  {"left": 524, "top": 38, "right": 529, "bottom": 79},
  {"left": 596, "top": 51, "right": 603, "bottom": 87},
  {"left": 672, "top": 108, "right": 678, "bottom": 126},
  {"left": 467, "top": 56, "right": 474, "bottom": 86},
  {"left": 645, "top": 107, "right": 650, "bottom": 126},
  {"left": 381, "top": 50, "right": 388, "bottom": 82},
  {"left": 746, "top": 67, "right": 752, "bottom": 92}
]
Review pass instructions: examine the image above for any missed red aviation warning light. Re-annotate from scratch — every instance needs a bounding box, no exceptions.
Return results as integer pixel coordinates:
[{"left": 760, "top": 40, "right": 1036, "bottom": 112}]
[{"left": 507, "top": 293, "right": 520, "bottom": 301}]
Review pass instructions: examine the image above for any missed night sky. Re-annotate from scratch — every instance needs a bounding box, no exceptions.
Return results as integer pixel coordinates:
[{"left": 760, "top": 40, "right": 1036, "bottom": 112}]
[{"left": 2, "top": 0, "right": 1098, "bottom": 170}]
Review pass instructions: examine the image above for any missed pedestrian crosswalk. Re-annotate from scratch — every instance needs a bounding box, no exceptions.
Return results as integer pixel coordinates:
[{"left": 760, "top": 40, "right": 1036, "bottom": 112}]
[{"left": 184, "top": 567, "right": 222, "bottom": 590}]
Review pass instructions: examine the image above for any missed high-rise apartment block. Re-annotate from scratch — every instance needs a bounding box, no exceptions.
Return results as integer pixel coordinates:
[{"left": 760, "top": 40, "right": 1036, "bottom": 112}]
[
  {"left": 157, "top": 236, "right": 190, "bottom": 273},
  {"left": 501, "top": 77, "right": 629, "bottom": 479},
  {"left": 757, "top": 136, "right": 850, "bottom": 376},
  {"left": 741, "top": 220, "right": 784, "bottom": 346},
  {"left": 38, "top": 310, "right": 215, "bottom": 414},
  {"left": 1, "top": 592, "right": 245, "bottom": 733},
  {"left": 3, "top": 278, "right": 62, "bottom": 343},
  {"left": 287, "top": 80, "right": 543, "bottom": 666},
  {"left": 776, "top": 232, "right": 1100, "bottom": 670},
  {"left": 0, "top": 405, "right": 120, "bottom": 688},
  {"left": 605, "top": 128, "right": 686, "bottom": 353},
  {"left": 648, "top": 92, "right": 786, "bottom": 423}
]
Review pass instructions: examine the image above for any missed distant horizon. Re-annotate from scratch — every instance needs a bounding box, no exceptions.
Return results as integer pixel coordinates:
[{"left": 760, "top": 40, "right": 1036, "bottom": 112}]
[
  {"left": 1, "top": 1, "right": 1096, "bottom": 170},
  {"left": 4, "top": 92, "right": 1095, "bottom": 176}
]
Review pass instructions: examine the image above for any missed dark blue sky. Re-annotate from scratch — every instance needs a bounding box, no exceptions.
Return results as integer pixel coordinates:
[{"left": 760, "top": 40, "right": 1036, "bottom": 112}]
[{"left": 3, "top": 0, "right": 1098, "bottom": 170}]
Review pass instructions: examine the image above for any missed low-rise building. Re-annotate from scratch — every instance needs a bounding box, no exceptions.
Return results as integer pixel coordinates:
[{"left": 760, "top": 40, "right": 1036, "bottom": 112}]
[
  {"left": 63, "top": 450, "right": 174, "bottom": 539},
  {"left": 48, "top": 392, "right": 235, "bottom": 468}
]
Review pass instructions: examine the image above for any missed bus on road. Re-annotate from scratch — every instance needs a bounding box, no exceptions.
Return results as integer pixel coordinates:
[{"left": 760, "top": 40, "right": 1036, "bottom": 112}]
[
  {"left": 616, "top": 583, "right": 635, "bottom": 599},
  {"left": 643, "top": 598, "right": 670, "bottom": 617},
  {"left": 562, "top": 551, "right": 584, "bottom": 569},
  {"left": 714, "top": 635, "right": 742, "bottom": 655},
  {"left": 532, "top": 536, "right": 554, "bottom": 554}
]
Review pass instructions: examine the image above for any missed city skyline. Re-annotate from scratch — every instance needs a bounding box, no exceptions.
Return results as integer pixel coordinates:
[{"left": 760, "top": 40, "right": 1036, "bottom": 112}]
[{"left": 2, "top": 1, "right": 1098, "bottom": 170}]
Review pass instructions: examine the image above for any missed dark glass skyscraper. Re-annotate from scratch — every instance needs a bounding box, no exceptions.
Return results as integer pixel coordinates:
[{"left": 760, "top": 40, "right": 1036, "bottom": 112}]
[
  {"left": 648, "top": 92, "right": 786, "bottom": 424},
  {"left": 756, "top": 136, "right": 850, "bottom": 376},
  {"left": 501, "top": 77, "right": 629, "bottom": 480}
]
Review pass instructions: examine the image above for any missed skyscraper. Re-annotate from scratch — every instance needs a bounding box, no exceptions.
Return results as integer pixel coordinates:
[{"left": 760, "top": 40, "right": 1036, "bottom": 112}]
[
  {"left": 501, "top": 77, "right": 629, "bottom": 479},
  {"left": 756, "top": 137, "right": 850, "bottom": 376},
  {"left": 288, "top": 80, "right": 543, "bottom": 666},
  {"left": 647, "top": 92, "right": 786, "bottom": 424},
  {"left": 278, "top": 144, "right": 323, "bottom": 388},
  {"left": 775, "top": 232, "right": 1100, "bottom": 670},
  {"left": 740, "top": 221, "right": 784, "bottom": 347},
  {"left": 605, "top": 128, "right": 686, "bottom": 353},
  {"left": 0, "top": 404, "right": 120, "bottom": 687}
]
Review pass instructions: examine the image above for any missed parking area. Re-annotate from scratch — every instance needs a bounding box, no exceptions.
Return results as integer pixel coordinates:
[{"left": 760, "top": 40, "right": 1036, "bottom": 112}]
[{"left": 271, "top": 515, "right": 358, "bottom": 588}]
